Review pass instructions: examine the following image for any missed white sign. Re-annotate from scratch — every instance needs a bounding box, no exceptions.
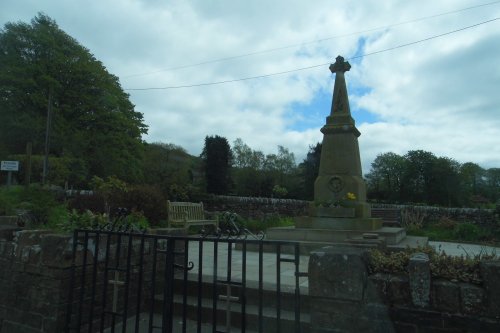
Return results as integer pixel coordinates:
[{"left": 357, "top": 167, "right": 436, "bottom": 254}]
[{"left": 1, "top": 161, "right": 19, "bottom": 171}]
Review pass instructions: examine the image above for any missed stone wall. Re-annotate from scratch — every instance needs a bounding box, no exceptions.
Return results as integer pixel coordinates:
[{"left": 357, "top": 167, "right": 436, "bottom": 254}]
[
  {"left": 373, "top": 203, "right": 497, "bottom": 226},
  {"left": 0, "top": 225, "right": 185, "bottom": 333},
  {"left": 308, "top": 246, "right": 500, "bottom": 333},
  {"left": 202, "top": 196, "right": 498, "bottom": 226},
  {"left": 0, "top": 227, "right": 73, "bottom": 333},
  {"left": 203, "top": 195, "right": 309, "bottom": 219}
]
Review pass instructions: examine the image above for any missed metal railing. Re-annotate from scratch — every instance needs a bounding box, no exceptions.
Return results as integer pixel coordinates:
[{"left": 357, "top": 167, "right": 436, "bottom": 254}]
[{"left": 65, "top": 226, "right": 306, "bottom": 333}]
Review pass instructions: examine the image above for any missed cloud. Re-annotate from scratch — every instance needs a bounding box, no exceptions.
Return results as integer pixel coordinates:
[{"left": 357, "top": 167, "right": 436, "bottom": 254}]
[{"left": 1, "top": 0, "right": 499, "bottom": 174}]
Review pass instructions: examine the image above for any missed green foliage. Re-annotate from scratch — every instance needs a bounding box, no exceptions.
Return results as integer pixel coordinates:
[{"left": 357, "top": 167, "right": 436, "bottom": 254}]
[
  {"left": 0, "top": 186, "right": 23, "bottom": 215},
  {"left": 17, "top": 185, "right": 60, "bottom": 225},
  {"left": 119, "top": 185, "right": 167, "bottom": 226},
  {"left": 272, "top": 185, "right": 288, "bottom": 198},
  {"left": 231, "top": 138, "right": 302, "bottom": 198},
  {"left": 366, "top": 152, "right": 406, "bottom": 202},
  {"left": 452, "top": 223, "right": 485, "bottom": 242},
  {"left": 366, "top": 150, "right": 499, "bottom": 207},
  {"left": 67, "top": 193, "right": 106, "bottom": 214},
  {"left": 201, "top": 135, "right": 232, "bottom": 194},
  {"left": 58, "top": 209, "right": 149, "bottom": 233},
  {"left": 59, "top": 209, "right": 108, "bottom": 232},
  {"left": 406, "top": 218, "right": 499, "bottom": 244},
  {"left": 9, "top": 154, "right": 87, "bottom": 187},
  {"left": 0, "top": 14, "right": 147, "bottom": 186},
  {"left": 45, "top": 204, "right": 70, "bottom": 230},
  {"left": 369, "top": 246, "right": 498, "bottom": 284},
  {"left": 242, "top": 214, "right": 294, "bottom": 233},
  {"left": 0, "top": 185, "right": 67, "bottom": 227},
  {"left": 299, "top": 143, "right": 322, "bottom": 200},
  {"left": 142, "top": 142, "right": 201, "bottom": 199},
  {"left": 91, "top": 175, "right": 128, "bottom": 213},
  {"left": 400, "top": 208, "right": 427, "bottom": 232}
]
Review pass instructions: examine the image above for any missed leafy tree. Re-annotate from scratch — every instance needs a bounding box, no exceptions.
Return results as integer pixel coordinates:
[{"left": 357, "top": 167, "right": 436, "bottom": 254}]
[
  {"left": 459, "top": 162, "right": 486, "bottom": 205},
  {"left": 232, "top": 138, "right": 260, "bottom": 169},
  {"left": 401, "top": 150, "right": 437, "bottom": 203},
  {"left": 142, "top": 142, "right": 200, "bottom": 199},
  {"left": 366, "top": 152, "right": 406, "bottom": 202},
  {"left": 0, "top": 14, "right": 147, "bottom": 185},
  {"left": 299, "top": 143, "right": 322, "bottom": 200},
  {"left": 427, "top": 157, "right": 461, "bottom": 206},
  {"left": 201, "top": 135, "right": 232, "bottom": 195},
  {"left": 366, "top": 150, "right": 498, "bottom": 207},
  {"left": 485, "top": 168, "right": 500, "bottom": 203}
]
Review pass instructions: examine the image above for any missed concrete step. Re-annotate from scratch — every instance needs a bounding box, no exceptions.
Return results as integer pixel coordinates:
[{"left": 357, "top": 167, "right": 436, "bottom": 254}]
[
  {"left": 388, "top": 235, "right": 428, "bottom": 250},
  {"left": 265, "top": 226, "right": 407, "bottom": 246},
  {"left": 152, "top": 277, "right": 310, "bottom": 332},
  {"left": 104, "top": 312, "right": 261, "bottom": 333},
  {"left": 170, "top": 276, "right": 309, "bottom": 312}
]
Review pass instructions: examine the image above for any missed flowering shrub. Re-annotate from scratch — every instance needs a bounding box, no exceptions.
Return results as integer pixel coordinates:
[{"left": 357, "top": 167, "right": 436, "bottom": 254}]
[{"left": 316, "top": 192, "right": 357, "bottom": 208}]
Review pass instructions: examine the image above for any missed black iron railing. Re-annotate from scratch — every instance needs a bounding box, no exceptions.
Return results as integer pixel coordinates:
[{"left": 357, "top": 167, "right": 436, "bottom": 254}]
[{"left": 65, "top": 227, "right": 306, "bottom": 333}]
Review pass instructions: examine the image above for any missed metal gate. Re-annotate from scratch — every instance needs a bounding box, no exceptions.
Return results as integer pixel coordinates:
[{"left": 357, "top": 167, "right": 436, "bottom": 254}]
[{"left": 64, "top": 227, "right": 307, "bottom": 333}]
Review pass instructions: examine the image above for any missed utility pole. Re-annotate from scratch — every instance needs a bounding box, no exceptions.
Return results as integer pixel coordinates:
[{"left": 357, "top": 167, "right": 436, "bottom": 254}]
[
  {"left": 25, "top": 142, "right": 32, "bottom": 187},
  {"left": 42, "top": 86, "right": 53, "bottom": 185}
]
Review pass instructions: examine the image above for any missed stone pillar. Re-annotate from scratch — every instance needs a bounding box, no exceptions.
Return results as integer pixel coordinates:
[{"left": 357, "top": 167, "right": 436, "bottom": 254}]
[
  {"left": 480, "top": 260, "right": 500, "bottom": 318},
  {"left": 408, "top": 252, "right": 431, "bottom": 307},
  {"left": 308, "top": 246, "right": 395, "bottom": 332}
]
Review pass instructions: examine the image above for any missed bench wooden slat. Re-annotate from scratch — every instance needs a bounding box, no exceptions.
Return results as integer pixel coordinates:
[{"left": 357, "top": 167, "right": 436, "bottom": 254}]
[{"left": 167, "top": 201, "right": 218, "bottom": 230}]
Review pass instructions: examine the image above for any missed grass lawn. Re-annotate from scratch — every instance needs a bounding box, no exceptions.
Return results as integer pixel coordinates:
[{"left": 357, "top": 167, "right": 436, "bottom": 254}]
[{"left": 406, "top": 220, "right": 500, "bottom": 246}]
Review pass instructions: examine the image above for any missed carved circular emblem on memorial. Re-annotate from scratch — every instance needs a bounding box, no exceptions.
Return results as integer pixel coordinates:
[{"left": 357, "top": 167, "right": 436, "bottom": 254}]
[{"left": 328, "top": 176, "right": 344, "bottom": 193}]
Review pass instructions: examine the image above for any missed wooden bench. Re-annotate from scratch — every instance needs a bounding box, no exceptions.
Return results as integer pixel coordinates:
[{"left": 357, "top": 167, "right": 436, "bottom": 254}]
[
  {"left": 167, "top": 201, "right": 218, "bottom": 230},
  {"left": 371, "top": 208, "right": 401, "bottom": 227}
]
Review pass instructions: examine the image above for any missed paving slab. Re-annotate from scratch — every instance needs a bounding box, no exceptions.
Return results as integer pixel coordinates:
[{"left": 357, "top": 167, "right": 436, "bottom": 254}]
[{"left": 429, "top": 241, "right": 500, "bottom": 257}]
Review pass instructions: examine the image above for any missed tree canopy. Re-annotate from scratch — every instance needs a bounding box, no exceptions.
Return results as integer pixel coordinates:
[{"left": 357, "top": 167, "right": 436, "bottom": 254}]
[
  {"left": 366, "top": 151, "right": 499, "bottom": 207},
  {"left": 0, "top": 14, "right": 147, "bottom": 185},
  {"left": 201, "top": 135, "right": 232, "bottom": 195}
]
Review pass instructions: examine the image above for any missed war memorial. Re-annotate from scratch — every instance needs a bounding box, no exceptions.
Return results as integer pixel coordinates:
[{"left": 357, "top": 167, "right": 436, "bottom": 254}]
[{"left": 266, "top": 56, "right": 425, "bottom": 251}]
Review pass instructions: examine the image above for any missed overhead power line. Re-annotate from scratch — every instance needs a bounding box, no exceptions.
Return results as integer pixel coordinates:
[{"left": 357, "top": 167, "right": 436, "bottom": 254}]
[
  {"left": 123, "top": 1, "right": 500, "bottom": 78},
  {"left": 124, "top": 17, "right": 499, "bottom": 91}
]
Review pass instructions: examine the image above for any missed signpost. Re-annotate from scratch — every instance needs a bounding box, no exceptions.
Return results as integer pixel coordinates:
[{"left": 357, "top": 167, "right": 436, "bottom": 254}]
[{"left": 1, "top": 161, "right": 19, "bottom": 186}]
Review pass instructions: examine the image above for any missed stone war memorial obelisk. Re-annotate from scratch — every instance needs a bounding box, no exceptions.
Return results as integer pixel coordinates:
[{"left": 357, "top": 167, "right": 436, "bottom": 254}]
[{"left": 266, "top": 56, "right": 425, "bottom": 250}]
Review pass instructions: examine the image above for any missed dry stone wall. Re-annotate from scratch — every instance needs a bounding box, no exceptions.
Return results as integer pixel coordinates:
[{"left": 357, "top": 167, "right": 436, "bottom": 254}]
[
  {"left": 203, "top": 195, "right": 309, "bottom": 219},
  {"left": 0, "top": 228, "right": 73, "bottom": 333},
  {"left": 0, "top": 224, "right": 185, "bottom": 333},
  {"left": 203, "top": 195, "right": 497, "bottom": 225},
  {"left": 308, "top": 246, "right": 500, "bottom": 333}
]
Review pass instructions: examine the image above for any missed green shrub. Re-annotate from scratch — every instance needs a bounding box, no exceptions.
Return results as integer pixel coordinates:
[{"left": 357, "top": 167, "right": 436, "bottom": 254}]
[
  {"left": 17, "top": 185, "right": 60, "bottom": 225},
  {"left": 369, "top": 246, "right": 498, "bottom": 284},
  {"left": 120, "top": 211, "right": 149, "bottom": 230},
  {"left": 0, "top": 186, "right": 23, "bottom": 215},
  {"left": 67, "top": 193, "right": 106, "bottom": 214},
  {"left": 436, "top": 216, "right": 458, "bottom": 230},
  {"left": 452, "top": 223, "right": 484, "bottom": 242},
  {"left": 59, "top": 209, "right": 108, "bottom": 232},
  {"left": 117, "top": 185, "right": 167, "bottom": 227},
  {"left": 46, "top": 204, "right": 70, "bottom": 230},
  {"left": 242, "top": 214, "right": 294, "bottom": 232}
]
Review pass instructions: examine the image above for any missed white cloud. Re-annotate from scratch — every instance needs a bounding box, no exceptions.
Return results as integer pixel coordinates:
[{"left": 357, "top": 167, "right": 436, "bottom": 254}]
[{"left": 1, "top": 0, "right": 499, "bottom": 175}]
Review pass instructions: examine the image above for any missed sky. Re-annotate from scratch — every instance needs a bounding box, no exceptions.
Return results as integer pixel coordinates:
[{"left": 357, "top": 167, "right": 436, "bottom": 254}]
[{"left": 1, "top": 0, "right": 500, "bottom": 175}]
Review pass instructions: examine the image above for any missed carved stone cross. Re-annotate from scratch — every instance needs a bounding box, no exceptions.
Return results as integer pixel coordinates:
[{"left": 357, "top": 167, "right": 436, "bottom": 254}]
[{"left": 108, "top": 271, "right": 125, "bottom": 312}]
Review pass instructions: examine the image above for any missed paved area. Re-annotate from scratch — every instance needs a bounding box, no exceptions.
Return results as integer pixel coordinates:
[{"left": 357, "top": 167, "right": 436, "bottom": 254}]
[
  {"left": 182, "top": 240, "right": 500, "bottom": 289},
  {"left": 429, "top": 241, "right": 500, "bottom": 257},
  {"left": 185, "top": 241, "right": 310, "bottom": 288}
]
